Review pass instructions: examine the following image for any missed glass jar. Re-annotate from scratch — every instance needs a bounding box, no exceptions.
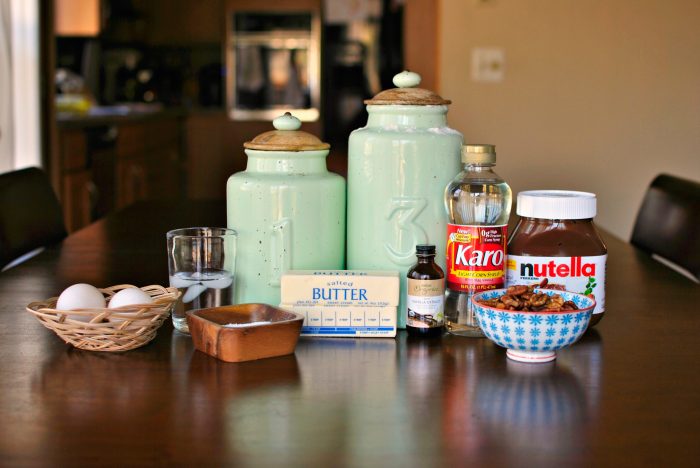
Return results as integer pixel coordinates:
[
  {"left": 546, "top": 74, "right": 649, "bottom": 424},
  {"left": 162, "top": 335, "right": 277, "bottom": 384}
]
[
  {"left": 227, "top": 113, "right": 346, "bottom": 305},
  {"left": 347, "top": 71, "right": 463, "bottom": 328},
  {"left": 507, "top": 190, "right": 607, "bottom": 326}
]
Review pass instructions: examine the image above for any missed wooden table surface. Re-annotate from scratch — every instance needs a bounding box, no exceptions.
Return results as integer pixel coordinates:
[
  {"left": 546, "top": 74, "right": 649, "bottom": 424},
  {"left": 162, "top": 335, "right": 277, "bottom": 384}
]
[{"left": 1, "top": 201, "right": 699, "bottom": 467}]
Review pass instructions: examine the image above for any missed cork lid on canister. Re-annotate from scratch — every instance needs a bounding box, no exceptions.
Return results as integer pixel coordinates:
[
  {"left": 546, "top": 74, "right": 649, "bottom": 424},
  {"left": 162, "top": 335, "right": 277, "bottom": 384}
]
[
  {"left": 364, "top": 71, "right": 451, "bottom": 106},
  {"left": 244, "top": 113, "right": 330, "bottom": 151}
]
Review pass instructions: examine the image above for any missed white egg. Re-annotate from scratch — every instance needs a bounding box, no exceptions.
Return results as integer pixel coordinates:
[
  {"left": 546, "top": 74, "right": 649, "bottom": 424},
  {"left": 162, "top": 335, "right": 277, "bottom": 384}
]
[
  {"left": 56, "top": 283, "right": 106, "bottom": 322},
  {"left": 108, "top": 288, "right": 154, "bottom": 309}
]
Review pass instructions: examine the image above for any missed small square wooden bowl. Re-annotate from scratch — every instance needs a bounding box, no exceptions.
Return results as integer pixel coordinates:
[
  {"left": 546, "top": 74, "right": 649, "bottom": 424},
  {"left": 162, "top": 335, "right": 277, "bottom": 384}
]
[{"left": 186, "top": 304, "right": 304, "bottom": 363}]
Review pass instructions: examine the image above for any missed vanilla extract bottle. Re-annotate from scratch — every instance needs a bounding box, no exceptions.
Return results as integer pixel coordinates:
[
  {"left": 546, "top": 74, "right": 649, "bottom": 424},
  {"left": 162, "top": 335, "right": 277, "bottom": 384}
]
[{"left": 406, "top": 245, "right": 445, "bottom": 337}]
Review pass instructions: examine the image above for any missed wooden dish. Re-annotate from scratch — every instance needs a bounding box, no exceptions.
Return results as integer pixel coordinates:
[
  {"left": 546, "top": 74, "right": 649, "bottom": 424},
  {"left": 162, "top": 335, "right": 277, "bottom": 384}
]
[{"left": 186, "top": 304, "right": 304, "bottom": 363}]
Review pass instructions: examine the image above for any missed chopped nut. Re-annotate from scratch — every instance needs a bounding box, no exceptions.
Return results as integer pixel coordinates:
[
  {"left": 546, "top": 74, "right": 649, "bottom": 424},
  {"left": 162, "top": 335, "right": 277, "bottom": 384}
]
[{"left": 477, "top": 283, "right": 579, "bottom": 312}]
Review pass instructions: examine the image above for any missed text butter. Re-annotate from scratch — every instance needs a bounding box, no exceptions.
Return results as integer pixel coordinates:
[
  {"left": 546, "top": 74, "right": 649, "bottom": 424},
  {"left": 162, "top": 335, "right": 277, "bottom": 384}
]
[{"left": 280, "top": 270, "right": 399, "bottom": 337}]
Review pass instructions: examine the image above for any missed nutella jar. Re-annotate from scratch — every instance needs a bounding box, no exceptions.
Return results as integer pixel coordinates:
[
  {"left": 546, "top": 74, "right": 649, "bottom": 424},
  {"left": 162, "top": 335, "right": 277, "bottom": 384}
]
[{"left": 507, "top": 191, "right": 607, "bottom": 326}]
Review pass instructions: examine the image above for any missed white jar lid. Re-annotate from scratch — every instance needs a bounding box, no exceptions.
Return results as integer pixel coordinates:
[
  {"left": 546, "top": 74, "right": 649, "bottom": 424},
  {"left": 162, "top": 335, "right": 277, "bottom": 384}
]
[{"left": 517, "top": 190, "right": 597, "bottom": 219}]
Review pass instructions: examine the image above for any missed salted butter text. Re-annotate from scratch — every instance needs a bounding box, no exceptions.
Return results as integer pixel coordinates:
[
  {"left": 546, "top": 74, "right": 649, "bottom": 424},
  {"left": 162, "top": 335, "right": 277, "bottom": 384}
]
[{"left": 312, "top": 288, "right": 368, "bottom": 301}]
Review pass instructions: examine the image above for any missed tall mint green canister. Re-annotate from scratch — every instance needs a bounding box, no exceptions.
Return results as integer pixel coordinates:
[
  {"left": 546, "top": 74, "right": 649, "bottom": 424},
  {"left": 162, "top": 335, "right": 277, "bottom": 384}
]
[
  {"left": 347, "top": 71, "right": 463, "bottom": 328},
  {"left": 227, "top": 113, "right": 345, "bottom": 305}
]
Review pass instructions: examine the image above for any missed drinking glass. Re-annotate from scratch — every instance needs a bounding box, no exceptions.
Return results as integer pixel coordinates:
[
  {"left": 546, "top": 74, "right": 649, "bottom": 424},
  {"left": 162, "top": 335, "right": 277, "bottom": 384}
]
[{"left": 166, "top": 227, "right": 237, "bottom": 333}]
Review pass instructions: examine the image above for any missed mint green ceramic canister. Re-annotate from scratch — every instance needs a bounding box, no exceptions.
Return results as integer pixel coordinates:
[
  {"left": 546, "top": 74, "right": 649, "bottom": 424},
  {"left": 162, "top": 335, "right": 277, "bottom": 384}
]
[
  {"left": 347, "top": 71, "right": 463, "bottom": 328},
  {"left": 227, "top": 113, "right": 345, "bottom": 305}
]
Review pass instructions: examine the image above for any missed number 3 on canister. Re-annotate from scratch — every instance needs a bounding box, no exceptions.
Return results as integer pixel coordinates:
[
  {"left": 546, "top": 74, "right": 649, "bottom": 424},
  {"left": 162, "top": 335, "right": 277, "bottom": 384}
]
[{"left": 385, "top": 197, "right": 428, "bottom": 265}]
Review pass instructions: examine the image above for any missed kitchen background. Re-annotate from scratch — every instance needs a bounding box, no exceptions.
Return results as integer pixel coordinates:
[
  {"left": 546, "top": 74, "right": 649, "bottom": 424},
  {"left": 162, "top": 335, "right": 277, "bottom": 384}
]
[
  {"left": 2, "top": 0, "right": 698, "bottom": 241},
  {"left": 439, "top": 0, "right": 700, "bottom": 244},
  {"left": 46, "top": 0, "right": 416, "bottom": 232}
]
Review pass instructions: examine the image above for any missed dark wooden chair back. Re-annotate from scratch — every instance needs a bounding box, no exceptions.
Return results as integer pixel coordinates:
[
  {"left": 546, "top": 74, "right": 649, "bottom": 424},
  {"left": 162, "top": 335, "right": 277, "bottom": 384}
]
[
  {"left": 0, "top": 167, "right": 67, "bottom": 269},
  {"left": 631, "top": 174, "right": 700, "bottom": 280}
]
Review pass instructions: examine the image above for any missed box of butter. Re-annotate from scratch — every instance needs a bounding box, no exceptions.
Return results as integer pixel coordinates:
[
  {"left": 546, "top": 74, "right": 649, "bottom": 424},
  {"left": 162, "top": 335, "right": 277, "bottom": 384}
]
[{"left": 280, "top": 270, "right": 399, "bottom": 337}]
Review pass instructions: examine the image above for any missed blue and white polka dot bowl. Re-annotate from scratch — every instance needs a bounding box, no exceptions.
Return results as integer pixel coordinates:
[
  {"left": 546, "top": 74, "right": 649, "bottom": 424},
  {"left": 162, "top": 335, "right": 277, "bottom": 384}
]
[{"left": 471, "top": 288, "right": 596, "bottom": 364}]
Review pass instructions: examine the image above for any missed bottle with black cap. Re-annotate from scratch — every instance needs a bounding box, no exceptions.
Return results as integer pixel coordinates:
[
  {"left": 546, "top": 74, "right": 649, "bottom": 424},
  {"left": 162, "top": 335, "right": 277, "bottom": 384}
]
[{"left": 406, "top": 244, "right": 445, "bottom": 337}]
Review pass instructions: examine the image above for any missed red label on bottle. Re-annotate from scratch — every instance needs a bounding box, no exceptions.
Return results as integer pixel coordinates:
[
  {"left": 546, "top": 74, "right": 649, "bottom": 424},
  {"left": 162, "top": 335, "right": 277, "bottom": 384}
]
[{"left": 446, "top": 224, "right": 507, "bottom": 292}]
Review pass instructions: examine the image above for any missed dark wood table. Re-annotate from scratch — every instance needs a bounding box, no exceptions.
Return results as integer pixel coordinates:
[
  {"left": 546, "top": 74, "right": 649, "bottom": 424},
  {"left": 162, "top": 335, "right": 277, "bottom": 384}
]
[{"left": 1, "top": 201, "right": 699, "bottom": 466}]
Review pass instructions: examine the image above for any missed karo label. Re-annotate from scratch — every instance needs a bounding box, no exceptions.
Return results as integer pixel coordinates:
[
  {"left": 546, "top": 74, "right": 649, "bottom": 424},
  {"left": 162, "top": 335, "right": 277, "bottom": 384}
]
[{"left": 446, "top": 224, "right": 507, "bottom": 292}]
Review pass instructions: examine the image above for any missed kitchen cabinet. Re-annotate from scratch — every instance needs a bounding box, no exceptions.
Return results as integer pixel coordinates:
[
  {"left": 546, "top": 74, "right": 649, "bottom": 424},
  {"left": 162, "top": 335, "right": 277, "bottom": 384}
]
[
  {"left": 61, "top": 169, "right": 94, "bottom": 233},
  {"left": 185, "top": 112, "right": 245, "bottom": 200},
  {"left": 117, "top": 147, "right": 181, "bottom": 208},
  {"left": 114, "top": 121, "right": 180, "bottom": 209},
  {"left": 54, "top": 114, "right": 184, "bottom": 232},
  {"left": 147, "top": 146, "right": 181, "bottom": 197},
  {"left": 55, "top": 129, "right": 97, "bottom": 232},
  {"left": 46, "top": 1, "right": 437, "bottom": 220},
  {"left": 185, "top": 111, "right": 322, "bottom": 199},
  {"left": 141, "top": 0, "right": 225, "bottom": 45},
  {"left": 116, "top": 157, "right": 148, "bottom": 209}
]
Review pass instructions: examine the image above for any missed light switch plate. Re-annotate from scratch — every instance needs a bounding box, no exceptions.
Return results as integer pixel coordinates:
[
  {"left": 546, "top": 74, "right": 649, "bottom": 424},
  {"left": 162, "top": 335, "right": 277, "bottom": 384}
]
[{"left": 471, "top": 47, "right": 505, "bottom": 82}]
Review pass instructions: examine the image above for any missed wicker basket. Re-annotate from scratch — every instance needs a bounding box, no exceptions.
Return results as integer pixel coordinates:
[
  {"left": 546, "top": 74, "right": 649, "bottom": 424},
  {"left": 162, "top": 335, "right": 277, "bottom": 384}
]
[{"left": 26, "top": 284, "right": 181, "bottom": 352}]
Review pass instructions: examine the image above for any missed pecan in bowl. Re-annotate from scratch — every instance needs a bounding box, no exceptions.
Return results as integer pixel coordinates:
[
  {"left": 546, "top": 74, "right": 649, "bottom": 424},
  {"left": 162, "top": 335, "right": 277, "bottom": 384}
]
[{"left": 470, "top": 288, "right": 596, "bottom": 364}]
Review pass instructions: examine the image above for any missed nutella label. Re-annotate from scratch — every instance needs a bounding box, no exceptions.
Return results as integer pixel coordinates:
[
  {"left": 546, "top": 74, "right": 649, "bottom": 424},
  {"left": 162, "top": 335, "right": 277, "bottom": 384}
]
[
  {"left": 506, "top": 255, "right": 607, "bottom": 314},
  {"left": 406, "top": 279, "right": 444, "bottom": 328},
  {"left": 446, "top": 224, "right": 507, "bottom": 292}
]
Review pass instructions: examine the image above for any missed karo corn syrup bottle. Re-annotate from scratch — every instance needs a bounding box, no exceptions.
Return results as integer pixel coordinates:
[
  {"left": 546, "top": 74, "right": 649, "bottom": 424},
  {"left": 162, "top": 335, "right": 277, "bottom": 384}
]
[{"left": 444, "top": 144, "right": 512, "bottom": 337}]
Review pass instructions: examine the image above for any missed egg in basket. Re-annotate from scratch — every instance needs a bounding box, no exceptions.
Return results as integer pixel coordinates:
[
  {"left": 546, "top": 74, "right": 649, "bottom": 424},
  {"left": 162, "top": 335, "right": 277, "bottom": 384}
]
[{"left": 26, "top": 284, "right": 180, "bottom": 352}]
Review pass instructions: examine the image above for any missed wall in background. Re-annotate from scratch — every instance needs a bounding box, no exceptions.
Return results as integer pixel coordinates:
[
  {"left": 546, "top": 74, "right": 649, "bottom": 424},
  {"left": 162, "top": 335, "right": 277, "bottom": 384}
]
[
  {"left": 404, "top": 0, "right": 438, "bottom": 91},
  {"left": 439, "top": 0, "right": 700, "bottom": 240}
]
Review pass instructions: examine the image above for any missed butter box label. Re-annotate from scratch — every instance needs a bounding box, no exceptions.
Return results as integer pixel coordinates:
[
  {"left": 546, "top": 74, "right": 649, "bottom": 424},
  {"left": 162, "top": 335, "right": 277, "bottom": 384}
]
[
  {"left": 280, "top": 304, "right": 397, "bottom": 338},
  {"left": 406, "top": 278, "right": 444, "bottom": 329},
  {"left": 281, "top": 270, "right": 400, "bottom": 307}
]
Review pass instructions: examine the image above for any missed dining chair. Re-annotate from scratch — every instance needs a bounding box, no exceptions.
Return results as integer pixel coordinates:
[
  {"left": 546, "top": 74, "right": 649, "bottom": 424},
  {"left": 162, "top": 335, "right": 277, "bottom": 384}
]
[
  {"left": 0, "top": 167, "right": 67, "bottom": 270},
  {"left": 630, "top": 174, "right": 700, "bottom": 281}
]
